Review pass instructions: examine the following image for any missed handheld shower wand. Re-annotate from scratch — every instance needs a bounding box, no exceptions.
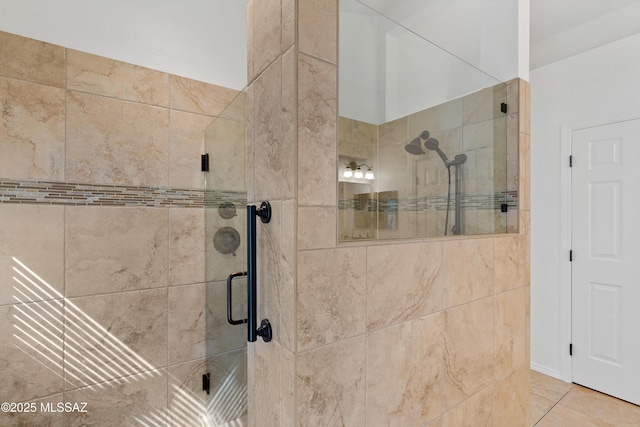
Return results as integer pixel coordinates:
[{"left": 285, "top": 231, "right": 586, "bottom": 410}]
[
  {"left": 424, "top": 137, "right": 449, "bottom": 166},
  {"left": 404, "top": 130, "right": 468, "bottom": 235}
]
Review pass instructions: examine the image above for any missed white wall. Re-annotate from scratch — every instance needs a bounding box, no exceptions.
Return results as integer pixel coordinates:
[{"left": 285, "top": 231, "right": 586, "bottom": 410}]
[
  {"left": 531, "top": 32, "right": 640, "bottom": 379},
  {"left": 339, "top": 0, "right": 509, "bottom": 125},
  {"left": 360, "top": 0, "right": 529, "bottom": 82},
  {"left": 339, "top": 3, "right": 384, "bottom": 124},
  {"left": 0, "top": 0, "right": 247, "bottom": 90},
  {"left": 384, "top": 28, "right": 499, "bottom": 122}
]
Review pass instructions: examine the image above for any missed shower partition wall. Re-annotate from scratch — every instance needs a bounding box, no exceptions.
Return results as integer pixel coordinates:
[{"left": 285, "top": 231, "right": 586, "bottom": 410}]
[
  {"left": 338, "top": 0, "right": 516, "bottom": 242},
  {"left": 202, "top": 90, "right": 248, "bottom": 426}
]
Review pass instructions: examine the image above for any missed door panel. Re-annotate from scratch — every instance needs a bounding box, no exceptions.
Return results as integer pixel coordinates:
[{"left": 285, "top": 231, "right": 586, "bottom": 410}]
[
  {"left": 203, "top": 90, "right": 248, "bottom": 425},
  {"left": 589, "top": 181, "right": 621, "bottom": 259},
  {"left": 588, "top": 282, "right": 622, "bottom": 365},
  {"left": 572, "top": 119, "right": 640, "bottom": 405}
]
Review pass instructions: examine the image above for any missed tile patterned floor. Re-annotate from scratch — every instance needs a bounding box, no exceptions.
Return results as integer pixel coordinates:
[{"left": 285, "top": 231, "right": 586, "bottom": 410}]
[{"left": 531, "top": 370, "right": 640, "bottom": 426}]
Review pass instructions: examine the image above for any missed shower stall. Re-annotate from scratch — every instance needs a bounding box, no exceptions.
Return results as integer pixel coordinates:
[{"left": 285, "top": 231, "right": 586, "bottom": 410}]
[
  {"left": 0, "top": 29, "right": 254, "bottom": 426},
  {"left": 338, "top": 0, "right": 518, "bottom": 242}
]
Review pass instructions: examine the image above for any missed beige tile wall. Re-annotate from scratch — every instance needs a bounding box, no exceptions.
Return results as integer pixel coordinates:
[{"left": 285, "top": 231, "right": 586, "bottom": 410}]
[
  {"left": 0, "top": 30, "right": 240, "bottom": 425},
  {"left": 247, "top": 2, "right": 530, "bottom": 426}
]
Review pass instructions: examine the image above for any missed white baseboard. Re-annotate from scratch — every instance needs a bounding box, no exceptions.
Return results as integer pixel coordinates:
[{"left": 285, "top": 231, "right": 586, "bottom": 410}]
[{"left": 530, "top": 362, "right": 566, "bottom": 381}]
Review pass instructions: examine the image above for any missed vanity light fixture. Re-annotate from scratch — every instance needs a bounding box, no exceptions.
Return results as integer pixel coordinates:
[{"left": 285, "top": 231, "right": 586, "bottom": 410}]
[
  {"left": 364, "top": 168, "right": 374, "bottom": 180},
  {"left": 343, "top": 161, "right": 374, "bottom": 180}
]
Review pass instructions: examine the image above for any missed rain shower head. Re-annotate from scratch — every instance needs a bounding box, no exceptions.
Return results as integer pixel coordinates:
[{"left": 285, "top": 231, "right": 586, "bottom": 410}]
[
  {"left": 404, "top": 137, "right": 425, "bottom": 155},
  {"left": 405, "top": 130, "right": 431, "bottom": 155}
]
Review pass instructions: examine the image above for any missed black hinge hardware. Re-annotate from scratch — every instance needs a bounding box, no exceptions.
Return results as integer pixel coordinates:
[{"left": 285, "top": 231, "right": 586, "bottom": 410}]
[
  {"left": 569, "top": 250, "right": 573, "bottom": 262},
  {"left": 500, "top": 203, "right": 508, "bottom": 213},
  {"left": 500, "top": 102, "right": 507, "bottom": 113},
  {"left": 201, "top": 153, "right": 210, "bottom": 172},
  {"left": 569, "top": 155, "right": 573, "bottom": 167},
  {"left": 203, "top": 373, "right": 210, "bottom": 394},
  {"left": 569, "top": 344, "right": 573, "bottom": 356}
]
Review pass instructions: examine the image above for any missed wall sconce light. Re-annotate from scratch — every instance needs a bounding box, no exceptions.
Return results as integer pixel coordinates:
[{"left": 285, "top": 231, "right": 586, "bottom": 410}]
[{"left": 344, "top": 161, "right": 374, "bottom": 180}]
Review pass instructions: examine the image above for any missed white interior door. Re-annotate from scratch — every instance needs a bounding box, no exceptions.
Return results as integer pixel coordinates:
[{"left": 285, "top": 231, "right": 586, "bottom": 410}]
[{"left": 571, "top": 119, "right": 640, "bottom": 405}]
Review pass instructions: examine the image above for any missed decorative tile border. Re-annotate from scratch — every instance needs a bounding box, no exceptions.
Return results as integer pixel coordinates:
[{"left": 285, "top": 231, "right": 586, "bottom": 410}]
[
  {"left": 3, "top": 179, "right": 513, "bottom": 212},
  {"left": 0, "top": 179, "right": 246, "bottom": 208},
  {"left": 340, "top": 191, "right": 518, "bottom": 212}
]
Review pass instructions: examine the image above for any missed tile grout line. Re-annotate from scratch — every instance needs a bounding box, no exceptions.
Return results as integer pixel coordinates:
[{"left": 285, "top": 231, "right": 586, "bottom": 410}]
[{"left": 531, "top": 384, "right": 576, "bottom": 426}]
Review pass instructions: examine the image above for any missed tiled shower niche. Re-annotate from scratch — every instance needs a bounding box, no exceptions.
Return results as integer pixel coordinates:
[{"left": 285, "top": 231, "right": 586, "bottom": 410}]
[{"left": 339, "top": 80, "right": 520, "bottom": 242}]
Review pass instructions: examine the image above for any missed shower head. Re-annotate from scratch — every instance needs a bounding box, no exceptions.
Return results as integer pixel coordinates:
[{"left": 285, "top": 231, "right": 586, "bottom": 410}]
[
  {"left": 424, "top": 138, "right": 449, "bottom": 165},
  {"left": 424, "top": 138, "right": 439, "bottom": 151},
  {"left": 404, "top": 137, "right": 425, "bottom": 155}
]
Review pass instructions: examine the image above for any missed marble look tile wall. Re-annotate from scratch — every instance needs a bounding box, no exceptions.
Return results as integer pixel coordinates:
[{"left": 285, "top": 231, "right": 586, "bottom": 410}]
[
  {"left": 0, "top": 31, "right": 65, "bottom": 87},
  {"left": 443, "top": 238, "right": 494, "bottom": 307},
  {"left": 367, "top": 241, "right": 443, "bottom": 330},
  {"left": 170, "top": 75, "right": 238, "bottom": 117},
  {"left": 66, "top": 91, "right": 171, "bottom": 186},
  {"left": 298, "top": 53, "right": 337, "bottom": 206},
  {"left": 0, "top": 30, "right": 243, "bottom": 426},
  {"left": 0, "top": 76, "right": 65, "bottom": 180},
  {"left": 65, "top": 206, "right": 169, "bottom": 297},
  {"left": 246, "top": 1, "right": 300, "bottom": 426},
  {"left": 0, "top": 301, "right": 65, "bottom": 402},
  {"left": 296, "top": 337, "right": 366, "bottom": 426},
  {"left": 0, "top": 204, "right": 64, "bottom": 306},
  {"left": 297, "top": 248, "right": 366, "bottom": 351},
  {"left": 0, "top": 29, "right": 236, "bottom": 186},
  {"left": 367, "top": 314, "right": 443, "bottom": 426},
  {"left": 67, "top": 49, "right": 170, "bottom": 106},
  {"left": 64, "top": 370, "right": 168, "bottom": 427},
  {"left": 246, "top": 1, "right": 530, "bottom": 424}
]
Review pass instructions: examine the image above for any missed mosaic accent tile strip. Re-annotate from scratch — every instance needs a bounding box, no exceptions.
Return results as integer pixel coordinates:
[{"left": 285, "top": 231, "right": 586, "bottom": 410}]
[
  {"left": 0, "top": 179, "right": 246, "bottom": 208},
  {"left": 339, "top": 191, "right": 518, "bottom": 212}
]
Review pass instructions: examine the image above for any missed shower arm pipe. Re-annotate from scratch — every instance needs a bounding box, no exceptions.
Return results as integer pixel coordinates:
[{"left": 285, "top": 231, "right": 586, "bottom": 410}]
[{"left": 246, "top": 202, "right": 272, "bottom": 343}]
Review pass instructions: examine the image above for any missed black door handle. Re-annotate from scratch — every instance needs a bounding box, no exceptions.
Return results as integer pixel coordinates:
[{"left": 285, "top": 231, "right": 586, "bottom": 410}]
[
  {"left": 226, "top": 271, "right": 248, "bottom": 325},
  {"left": 247, "top": 202, "right": 272, "bottom": 343}
]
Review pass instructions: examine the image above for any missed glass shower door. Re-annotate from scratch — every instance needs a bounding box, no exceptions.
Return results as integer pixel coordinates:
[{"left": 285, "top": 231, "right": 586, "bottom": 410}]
[{"left": 202, "top": 89, "right": 248, "bottom": 426}]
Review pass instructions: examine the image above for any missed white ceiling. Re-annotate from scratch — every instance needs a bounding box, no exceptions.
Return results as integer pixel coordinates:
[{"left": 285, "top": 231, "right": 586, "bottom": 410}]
[
  {"left": 360, "top": 0, "right": 640, "bottom": 71},
  {"left": 530, "top": 0, "right": 640, "bottom": 69}
]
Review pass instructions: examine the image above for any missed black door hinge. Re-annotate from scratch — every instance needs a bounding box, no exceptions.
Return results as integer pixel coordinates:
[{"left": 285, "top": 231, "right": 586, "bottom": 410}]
[
  {"left": 203, "top": 373, "right": 210, "bottom": 394},
  {"left": 569, "top": 343, "right": 573, "bottom": 356},
  {"left": 500, "top": 102, "right": 507, "bottom": 113},
  {"left": 569, "top": 250, "right": 573, "bottom": 262},
  {"left": 569, "top": 155, "right": 573, "bottom": 167},
  {"left": 201, "top": 153, "right": 210, "bottom": 172}
]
